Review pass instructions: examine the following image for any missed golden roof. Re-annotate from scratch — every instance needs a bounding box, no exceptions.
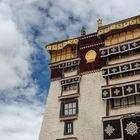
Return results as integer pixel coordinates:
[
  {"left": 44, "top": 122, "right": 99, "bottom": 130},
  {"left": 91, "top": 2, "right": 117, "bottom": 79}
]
[
  {"left": 97, "top": 15, "right": 140, "bottom": 37},
  {"left": 46, "top": 38, "right": 79, "bottom": 51}
]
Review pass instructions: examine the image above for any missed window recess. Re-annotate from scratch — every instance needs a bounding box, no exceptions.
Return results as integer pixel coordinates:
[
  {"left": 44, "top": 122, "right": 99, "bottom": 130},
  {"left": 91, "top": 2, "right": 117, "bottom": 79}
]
[
  {"left": 111, "top": 94, "right": 140, "bottom": 108},
  {"left": 60, "top": 100, "right": 78, "bottom": 118},
  {"left": 64, "top": 121, "right": 73, "bottom": 135}
]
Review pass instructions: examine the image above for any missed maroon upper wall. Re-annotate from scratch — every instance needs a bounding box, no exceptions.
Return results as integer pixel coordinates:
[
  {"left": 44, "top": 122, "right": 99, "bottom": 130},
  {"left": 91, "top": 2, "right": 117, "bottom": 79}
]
[
  {"left": 49, "top": 65, "right": 61, "bottom": 79},
  {"left": 49, "top": 32, "right": 106, "bottom": 80},
  {"left": 79, "top": 33, "right": 106, "bottom": 73}
]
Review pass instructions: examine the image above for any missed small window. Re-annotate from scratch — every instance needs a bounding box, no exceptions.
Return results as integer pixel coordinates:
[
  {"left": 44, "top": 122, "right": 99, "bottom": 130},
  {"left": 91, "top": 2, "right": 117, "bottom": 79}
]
[
  {"left": 60, "top": 100, "right": 78, "bottom": 117},
  {"left": 65, "top": 66, "right": 77, "bottom": 73},
  {"left": 132, "top": 49, "right": 140, "bottom": 55},
  {"left": 122, "top": 72, "right": 134, "bottom": 77},
  {"left": 111, "top": 95, "right": 140, "bottom": 109},
  {"left": 128, "top": 96, "right": 135, "bottom": 105},
  {"left": 64, "top": 102, "right": 76, "bottom": 116},
  {"left": 112, "top": 98, "right": 121, "bottom": 108},
  {"left": 120, "top": 51, "right": 130, "bottom": 58},
  {"left": 73, "top": 84, "right": 78, "bottom": 90},
  {"left": 64, "top": 121, "right": 73, "bottom": 135},
  {"left": 122, "top": 97, "right": 128, "bottom": 106},
  {"left": 67, "top": 48, "right": 71, "bottom": 53},
  {"left": 108, "top": 55, "right": 120, "bottom": 61},
  {"left": 136, "top": 94, "right": 140, "bottom": 104},
  {"left": 109, "top": 74, "right": 120, "bottom": 80},
  {"left": 122, "top": 73, "right": 129, "bottom": 77},
  {"left": 63, "top": 84, "right": 78, "bottom": 91},
  {"left": 135, "top": 70, "right": 140, "bottom": 75}
]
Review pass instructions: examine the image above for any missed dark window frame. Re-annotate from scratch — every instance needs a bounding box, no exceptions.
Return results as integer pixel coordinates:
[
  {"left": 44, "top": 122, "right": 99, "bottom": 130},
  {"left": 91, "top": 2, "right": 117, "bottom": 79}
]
[
  {"left": 109, "top": 70, "right": 140, "bottom": 80},
  {"left": 63, "top": 83, "right": 79, "bottom": 91},
  {"left": 60, "top": 99, "right": 78, "bottom": 118},
  {"left": 111, "top": 94, "right": 140, "bottom": 108},
  {"left": 107, "top": 48, "right": 140, "bottom": 62},
  {"left": 64, "top": 66, "right": 78, "bottom": 73},
  {"left": 64, "top": 121, "right": 73, "bottom": 135}
]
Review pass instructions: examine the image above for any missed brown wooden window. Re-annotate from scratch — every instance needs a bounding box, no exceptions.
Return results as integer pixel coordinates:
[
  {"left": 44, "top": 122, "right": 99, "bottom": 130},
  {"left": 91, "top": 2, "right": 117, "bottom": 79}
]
[
  {"left": 108, "top": 55, "right": 119, "bottom": 61},
  {"left": 60, "top": 100, "right": 78, "bottom": 117},
  {"left": 64, "top": 102, "right": 76, "bottom": 116},
  {"left": 111, "top": 94, "right": 140, "bottom": 108},
  {"left": 64, "top": 121, "right": 73, "bottom": 135},
  {"left": 109, "top": 74, "right": 121, "bottom": 79},
  {"left": 109, "top": 70, "right": 140, "bottom": 80},
  {"left": 51, "top": 47, "right": 77, "bottom": 63},
  {"left": 107, "top": 48, "right": 140, "bottom": 62},
  {"left": 122, "top": 71, "right": 134, "bottom": 77},
  {"left": 63, "top": 84, "right": 78, "bottom": 91},
  {"left": 64, "top": 66, "right": 78, "bottom": 73}
]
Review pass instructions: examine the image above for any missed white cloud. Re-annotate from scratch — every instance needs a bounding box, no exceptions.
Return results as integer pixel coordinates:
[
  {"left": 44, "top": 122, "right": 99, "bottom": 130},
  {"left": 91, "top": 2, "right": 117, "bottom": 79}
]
[
  {"left": 0, "top": 0, "right": 140, "bottom": 140},
  {"left": 0, "top": 102, "right": 42, "bottom": 140},
  {"left": 0, "top": 1, "right": 43, "bottom": 140},
  {"left": 0, "top": 1, "right": 35, "bottom": 91}
]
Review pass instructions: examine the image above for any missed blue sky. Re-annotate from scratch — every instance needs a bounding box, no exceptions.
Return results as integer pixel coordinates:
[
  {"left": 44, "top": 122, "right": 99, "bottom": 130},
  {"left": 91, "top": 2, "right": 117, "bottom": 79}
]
[{"left": 0, "top": 0, "right": 140, "bottom": 140}]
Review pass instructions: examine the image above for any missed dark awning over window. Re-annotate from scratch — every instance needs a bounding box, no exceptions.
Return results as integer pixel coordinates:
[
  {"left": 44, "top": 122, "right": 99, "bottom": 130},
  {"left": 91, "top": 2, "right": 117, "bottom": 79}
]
[
  {"left": 103, "top": 119, "right": 122, "bottom": 139},
  {"left": 100, "top": 38, "right": 140, "bottom": 58},
  {"left": 102, "top": 80, "right": 140, "bottom": 99},
  {"left": 102, "top": 59, "right": 140, "bottom": 77},
  {"left": 103, "top": 113, "right": 140, "bottom": 140}
]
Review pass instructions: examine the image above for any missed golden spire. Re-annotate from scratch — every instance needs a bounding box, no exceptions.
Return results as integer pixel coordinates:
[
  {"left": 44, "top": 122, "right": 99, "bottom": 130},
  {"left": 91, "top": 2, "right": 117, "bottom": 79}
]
[{"left": 97, "top": 19, "right": 103, "bottom": 28}]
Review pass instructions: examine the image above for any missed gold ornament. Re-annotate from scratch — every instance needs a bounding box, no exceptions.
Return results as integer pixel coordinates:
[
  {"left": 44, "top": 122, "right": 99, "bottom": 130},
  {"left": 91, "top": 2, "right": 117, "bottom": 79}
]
[
  {"left": 97, "top": 16, "right": 140, "bottom": 37},
  {"left": 97, "top": 19, "right": 103, "bottom": 28},
  {"left": 85, "top": 50, "right": 97, "bottom": 63},
  {"left": 47, "top": 39, "right": 79, "bottom": 51}
]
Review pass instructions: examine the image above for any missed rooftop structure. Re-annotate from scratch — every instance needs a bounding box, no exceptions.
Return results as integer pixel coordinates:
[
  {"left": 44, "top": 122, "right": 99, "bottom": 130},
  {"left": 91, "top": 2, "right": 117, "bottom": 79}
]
[{"left": 39, "top": 15, "right": 140, "bottom": 140}]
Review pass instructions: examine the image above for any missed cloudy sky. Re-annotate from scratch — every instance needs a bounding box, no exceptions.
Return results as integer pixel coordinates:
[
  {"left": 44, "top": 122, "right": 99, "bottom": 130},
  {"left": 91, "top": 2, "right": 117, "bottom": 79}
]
[{"left": 0, "top": 0, "right": 140, "bottom": 140}]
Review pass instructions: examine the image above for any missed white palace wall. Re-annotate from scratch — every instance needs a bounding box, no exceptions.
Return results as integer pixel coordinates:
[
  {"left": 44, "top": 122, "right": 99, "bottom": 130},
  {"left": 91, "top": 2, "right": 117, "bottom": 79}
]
[
  {"left": 39, "top": 71, "right": 106, "bottom": 140},
  {"left": 39, "top": 80, "right": 63, "bottom": 140},
  {"left": 76, "top": 72, "right": 106, "bottom": 140}
]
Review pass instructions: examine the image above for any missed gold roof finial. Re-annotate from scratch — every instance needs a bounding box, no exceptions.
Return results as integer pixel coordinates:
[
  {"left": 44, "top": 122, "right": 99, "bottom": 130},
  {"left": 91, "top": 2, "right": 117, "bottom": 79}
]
[{"left": 97, "top": 19, "right": 103, "bottom": 28}]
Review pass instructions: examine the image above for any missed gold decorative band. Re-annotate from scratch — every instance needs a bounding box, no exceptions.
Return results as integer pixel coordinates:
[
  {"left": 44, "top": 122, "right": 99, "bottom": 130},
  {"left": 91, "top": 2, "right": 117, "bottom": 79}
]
[
  {"left": 47, "top": 39, "right": 79, "bottom": 51},
  {"left": 97, "top": 16, "right": 140, "bottom": 36}
]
